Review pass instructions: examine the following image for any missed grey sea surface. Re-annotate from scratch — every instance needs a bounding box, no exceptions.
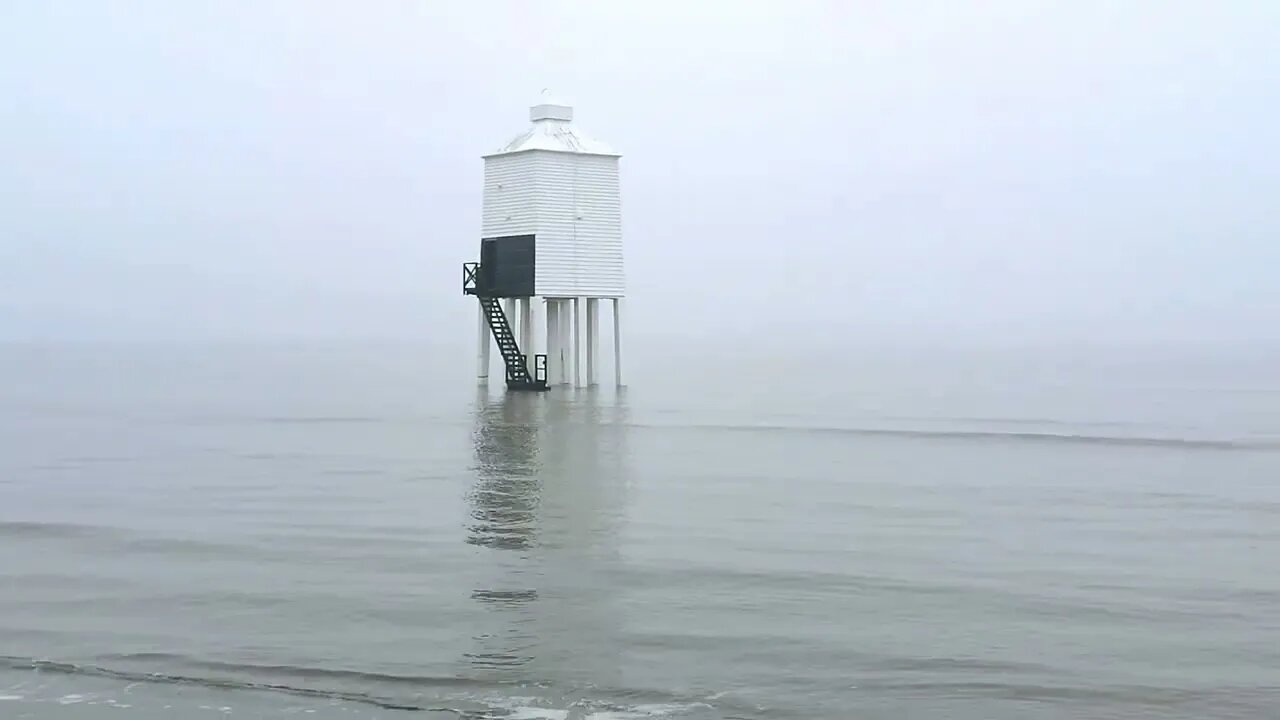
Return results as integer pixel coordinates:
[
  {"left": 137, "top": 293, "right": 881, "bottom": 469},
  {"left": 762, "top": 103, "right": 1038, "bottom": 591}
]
[{"left": 1, "top": 342, "right": 1278, "bottom": 719}]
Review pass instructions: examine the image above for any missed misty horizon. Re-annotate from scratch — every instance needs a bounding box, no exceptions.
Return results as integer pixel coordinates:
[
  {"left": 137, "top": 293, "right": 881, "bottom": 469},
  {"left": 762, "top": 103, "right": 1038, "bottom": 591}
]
[{"left": 3, "top": 3, "right": 1278, "bottom": 349}]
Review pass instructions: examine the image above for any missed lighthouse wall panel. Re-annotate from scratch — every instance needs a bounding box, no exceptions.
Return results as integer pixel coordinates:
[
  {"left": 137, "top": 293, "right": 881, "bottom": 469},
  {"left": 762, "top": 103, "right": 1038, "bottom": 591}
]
[
  {"left": 481, "top": 154, "right": 540, "bottom": 241},
  {"left": 533, "top": 152, "right": 625, "bottom": 298}
]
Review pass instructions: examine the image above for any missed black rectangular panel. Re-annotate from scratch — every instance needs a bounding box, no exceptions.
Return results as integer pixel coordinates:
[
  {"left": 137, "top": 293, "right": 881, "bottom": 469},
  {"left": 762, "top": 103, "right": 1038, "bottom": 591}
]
[{"left": 479, "top": 234, "right": 535, "bottom": 298}]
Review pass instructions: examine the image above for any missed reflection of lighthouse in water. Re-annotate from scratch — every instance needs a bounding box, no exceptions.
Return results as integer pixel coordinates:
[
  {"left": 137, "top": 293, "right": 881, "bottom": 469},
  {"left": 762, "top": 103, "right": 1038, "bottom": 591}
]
[{"left": 465, "top": 391, "right": 629, "bottom": 687}]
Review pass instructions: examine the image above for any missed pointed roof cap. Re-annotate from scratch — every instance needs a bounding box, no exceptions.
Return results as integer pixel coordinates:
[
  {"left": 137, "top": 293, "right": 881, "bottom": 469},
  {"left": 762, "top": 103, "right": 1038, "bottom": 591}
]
[{"left": 484, "top": 91, "right": 618, "bottom": 158}]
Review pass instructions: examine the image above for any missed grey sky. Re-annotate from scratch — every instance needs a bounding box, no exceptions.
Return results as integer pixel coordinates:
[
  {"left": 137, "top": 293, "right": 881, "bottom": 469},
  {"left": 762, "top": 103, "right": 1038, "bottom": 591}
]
[{"left": 3, "top": 1, "right": 1277, "bottom": 348}]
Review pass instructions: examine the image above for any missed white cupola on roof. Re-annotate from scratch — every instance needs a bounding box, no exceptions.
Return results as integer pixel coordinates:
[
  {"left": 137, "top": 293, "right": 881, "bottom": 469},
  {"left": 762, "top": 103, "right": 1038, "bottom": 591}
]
[
  {"left": 530, "top": 100, "right": 573, "bottom": 122},
  {"left": 486, "top": 92, "right": 618, "bottom": 157}
]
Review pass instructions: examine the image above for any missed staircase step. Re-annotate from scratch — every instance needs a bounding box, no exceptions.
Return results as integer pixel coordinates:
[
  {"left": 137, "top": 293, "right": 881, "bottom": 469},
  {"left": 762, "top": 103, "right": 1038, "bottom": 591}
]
[{"left": 476, "top": 297, "right": 536, "bottom": 387}]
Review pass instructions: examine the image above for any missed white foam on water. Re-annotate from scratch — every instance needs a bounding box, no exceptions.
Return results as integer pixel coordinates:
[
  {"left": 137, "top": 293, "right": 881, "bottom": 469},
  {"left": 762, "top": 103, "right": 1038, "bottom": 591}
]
[
  {"left": 503, "top": 702, "right": 708, "bottom": 720},
  {"left": 474, "top": 693, "right": 710, "bottom": 720},
  {"left": 588, "top": 704, "right": 704, "bottom": 719},
  {"left": 58, "top": 693, "right": 87, "bottom": 705},
  {"left": 637, "top": 704, "right": 697, "bottom": 714},
  {"left": 507, "top": 709, "right": 569, "bottom": 720},
  {"left": 0, "top": 694, "right": 23, "bottom": 701},
  {"left": 495, "top": 696, "right": 543, "bottom": 706}
]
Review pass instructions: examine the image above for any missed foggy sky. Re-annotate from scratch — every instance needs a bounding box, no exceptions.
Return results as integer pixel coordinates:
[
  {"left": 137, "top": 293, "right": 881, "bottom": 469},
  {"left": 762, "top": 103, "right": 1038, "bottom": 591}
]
[{"left": 3, "top": 1, "right": 1278, "bottom": 349}]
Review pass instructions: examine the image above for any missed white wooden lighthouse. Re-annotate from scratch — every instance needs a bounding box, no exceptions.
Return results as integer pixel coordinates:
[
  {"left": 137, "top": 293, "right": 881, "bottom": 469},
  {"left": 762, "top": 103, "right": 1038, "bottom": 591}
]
[{"left": 466, "top": 95, "right": 625, "bottom": 390}]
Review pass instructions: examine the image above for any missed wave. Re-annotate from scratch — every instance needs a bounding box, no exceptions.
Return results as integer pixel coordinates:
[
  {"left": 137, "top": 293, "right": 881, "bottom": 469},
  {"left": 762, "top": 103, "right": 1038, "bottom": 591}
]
[
  {"left": 9, "top": 653, "right": 1266, "bottom": 717},
  {"left": 0, "top": 654, "right": 722, "bottom": 718},
  {"left": 878, "top": 414, "right": 1194, "bottom": 430},
  {"left": 0, "top": 521, "right": 127, "bottom": 540},
  {"left": 0, "top": 654, "right": 458, "bottom": 712},
  {"left": 847, "top": 678, "right": 1280, "bottom": 707},
  {"left": 260, "top": 416, "right": 388, "bottom": 425},
  {"left": 634, "top": 421, "right": 1280, "bottom": 451}
]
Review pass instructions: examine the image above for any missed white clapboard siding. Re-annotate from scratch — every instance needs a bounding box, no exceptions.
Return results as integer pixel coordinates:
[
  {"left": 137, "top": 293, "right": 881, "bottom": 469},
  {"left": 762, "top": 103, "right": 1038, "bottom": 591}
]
[
  {"left": 481, "top": 151, "right": 624, "bottom": 298},
  {"left": 480, "top": 154, "right": 540, "bottom": 240},
  {"left": 533, "top": 152, "right": 624, "bottom": 298}
]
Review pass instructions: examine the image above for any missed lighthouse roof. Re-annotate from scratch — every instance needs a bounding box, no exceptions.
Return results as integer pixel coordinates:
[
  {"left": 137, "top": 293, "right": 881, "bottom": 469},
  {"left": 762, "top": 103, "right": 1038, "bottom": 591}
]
[{"left": 484, "top": 95, "right": 618, "bottom": 158}]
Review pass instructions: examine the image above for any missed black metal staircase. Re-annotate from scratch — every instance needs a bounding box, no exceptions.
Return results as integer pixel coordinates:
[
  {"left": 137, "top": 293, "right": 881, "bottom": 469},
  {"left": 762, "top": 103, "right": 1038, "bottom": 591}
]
[{"left": 464, "top": 263, "right": 548, "bottom": 392}]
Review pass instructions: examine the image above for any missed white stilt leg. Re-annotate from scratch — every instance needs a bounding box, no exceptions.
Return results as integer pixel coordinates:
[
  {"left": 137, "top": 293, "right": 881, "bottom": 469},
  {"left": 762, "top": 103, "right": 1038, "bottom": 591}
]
[
  {"left": 546, "top": 299, "right": 560, "bottom": 385},
  {"left": 551, "top": 300, "right": 560, "bottom": 385},
  {"left": 519, "top": 298, "right": 533, "bottom": 372},
  {"left": 586, "top": 298, "right": 599, "bottom": 387},
  {"left": 476, "top": 302, "right": 490, "bottom": 384},
  {"left": 612, "top": 298, "right": 623, "bottom": 388},
  {"left": 572, "top": 297, "right": 582, "bottom": 388},
  {"left": 529, "top": 297, "right": 544, "bottom": 382},
  {"left": 559, "top": 300, "right": 567, "bottom": 383},
  {"left": 504, "top": 298, "right": 518, "bottom": 341},
  {"left": 564, "top": 299, "right": 572, "bottom": 385}
]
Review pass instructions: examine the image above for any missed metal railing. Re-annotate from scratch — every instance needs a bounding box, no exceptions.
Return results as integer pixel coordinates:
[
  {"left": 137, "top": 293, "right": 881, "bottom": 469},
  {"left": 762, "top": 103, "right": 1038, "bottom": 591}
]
[{"left": 462, "top": 262, "right": 480, "bottom": 294}]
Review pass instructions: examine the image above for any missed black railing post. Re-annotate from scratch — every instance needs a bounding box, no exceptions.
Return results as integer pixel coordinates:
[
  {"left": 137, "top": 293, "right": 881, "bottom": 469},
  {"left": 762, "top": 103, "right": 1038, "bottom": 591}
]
[{"left": 534, "top": 354, "right": 548, "bottom": 385}]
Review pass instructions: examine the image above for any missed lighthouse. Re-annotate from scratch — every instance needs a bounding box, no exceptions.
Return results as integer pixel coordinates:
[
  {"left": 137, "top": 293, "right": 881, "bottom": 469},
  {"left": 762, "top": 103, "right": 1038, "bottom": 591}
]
[{"left": 464, "top": 95, "right": 625, "bottom": 391}]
